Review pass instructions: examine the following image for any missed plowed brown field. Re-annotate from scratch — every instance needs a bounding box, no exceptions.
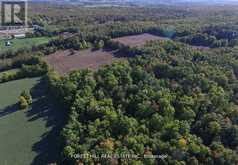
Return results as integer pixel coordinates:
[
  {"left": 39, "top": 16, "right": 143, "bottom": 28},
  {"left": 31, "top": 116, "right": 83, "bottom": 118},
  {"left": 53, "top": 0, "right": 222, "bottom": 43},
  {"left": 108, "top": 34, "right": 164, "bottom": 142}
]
[
  {"left": 112, "top": 33, "right": 170, "bottom": 47},
  {"left": 44, "top": 49, "right": 123, "bottom": 74}
]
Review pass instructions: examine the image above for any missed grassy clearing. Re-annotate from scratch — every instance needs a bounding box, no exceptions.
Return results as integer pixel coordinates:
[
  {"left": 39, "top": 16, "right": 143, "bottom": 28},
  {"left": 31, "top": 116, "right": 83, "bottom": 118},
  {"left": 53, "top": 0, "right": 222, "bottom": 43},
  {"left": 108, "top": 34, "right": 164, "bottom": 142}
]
[
  {"left": 0, "top": 77, "right": 63, "bottom": 165},
  {"left": 0, "top": 37, "right": 52, "bottom": 54}
]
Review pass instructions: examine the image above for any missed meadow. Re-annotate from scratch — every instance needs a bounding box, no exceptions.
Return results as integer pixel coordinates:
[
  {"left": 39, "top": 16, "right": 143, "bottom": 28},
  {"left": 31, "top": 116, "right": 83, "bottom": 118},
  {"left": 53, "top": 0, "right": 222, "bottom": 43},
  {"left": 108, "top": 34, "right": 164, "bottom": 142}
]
[
  {"left": 0, "top": 37, "right": 52, "bottom": 54},
  {"left": 0, "top": 77, "right": 63, "bottom": 165}
]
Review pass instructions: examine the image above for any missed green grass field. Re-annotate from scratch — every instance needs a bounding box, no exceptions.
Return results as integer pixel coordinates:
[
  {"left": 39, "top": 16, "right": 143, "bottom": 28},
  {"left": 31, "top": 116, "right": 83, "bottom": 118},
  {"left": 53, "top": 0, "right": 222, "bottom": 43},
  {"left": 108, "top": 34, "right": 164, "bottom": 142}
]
[
  {"left": 0, "top": 37, "right": 52, "bottom": 54},
  {"left": 0, "top": 77, "right": 63, "bottom": 165}
]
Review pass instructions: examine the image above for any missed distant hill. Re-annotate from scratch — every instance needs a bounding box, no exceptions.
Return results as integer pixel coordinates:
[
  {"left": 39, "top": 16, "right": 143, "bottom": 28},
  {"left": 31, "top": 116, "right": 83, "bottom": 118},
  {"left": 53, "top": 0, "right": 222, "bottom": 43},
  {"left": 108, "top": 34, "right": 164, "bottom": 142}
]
[{"left": 30, "top": 0, "right": 238, "bottom": 5}]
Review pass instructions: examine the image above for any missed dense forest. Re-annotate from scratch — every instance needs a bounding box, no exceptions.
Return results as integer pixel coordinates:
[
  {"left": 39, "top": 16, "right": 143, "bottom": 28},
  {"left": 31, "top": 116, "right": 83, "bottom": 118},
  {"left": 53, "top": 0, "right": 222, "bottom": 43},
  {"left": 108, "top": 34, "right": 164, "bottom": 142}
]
[
  {"left": 46, "top": 38, "right": 238, "bottom": 164},
  {"left": 28, "top": 3, "right": 238, "bottom": 49},
  {"left": 2, "top": 3, "right": 238, "bottom": 165}
]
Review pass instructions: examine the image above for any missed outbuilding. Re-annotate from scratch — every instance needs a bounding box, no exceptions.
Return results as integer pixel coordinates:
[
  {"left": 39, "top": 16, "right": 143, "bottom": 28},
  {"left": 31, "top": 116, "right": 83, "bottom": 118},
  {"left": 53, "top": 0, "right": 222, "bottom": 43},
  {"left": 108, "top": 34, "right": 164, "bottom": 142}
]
[{"left": 13, "top": 34, "right": 26, "bottom": 39}]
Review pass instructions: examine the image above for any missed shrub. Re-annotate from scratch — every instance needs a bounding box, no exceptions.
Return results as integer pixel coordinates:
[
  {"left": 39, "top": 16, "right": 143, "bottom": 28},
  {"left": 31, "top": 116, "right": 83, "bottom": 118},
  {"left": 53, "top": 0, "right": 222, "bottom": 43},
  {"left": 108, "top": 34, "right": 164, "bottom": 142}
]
[
  {"left": 19, "top": 90, "right": 32, "bottom": 110},
  {"left": 19, "top": 96, "right": 28, "bottom": 110},
  {"left": 97, "top": 40, "right": 105, "bottom": 49},
  {"left": 20, "top": 90, "right": 32, "bottom": 105}
]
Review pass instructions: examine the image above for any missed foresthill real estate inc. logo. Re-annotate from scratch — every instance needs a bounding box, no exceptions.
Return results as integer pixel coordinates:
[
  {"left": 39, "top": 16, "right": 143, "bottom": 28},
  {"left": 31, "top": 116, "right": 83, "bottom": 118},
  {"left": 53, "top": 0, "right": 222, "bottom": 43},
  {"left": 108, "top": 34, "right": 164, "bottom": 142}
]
[{"left": 1, "top": 0, "right": 27, "bottom": 27}]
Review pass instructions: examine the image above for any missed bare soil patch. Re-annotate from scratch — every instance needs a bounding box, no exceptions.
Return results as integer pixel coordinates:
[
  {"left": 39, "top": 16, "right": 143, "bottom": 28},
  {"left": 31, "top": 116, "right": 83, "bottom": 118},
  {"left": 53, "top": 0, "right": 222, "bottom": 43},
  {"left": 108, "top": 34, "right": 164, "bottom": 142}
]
[
  {"left": 112, "top": 33, "right": 170, "bottom": 47},
  {"left": 112, "top": 33, "right": 211, "bottom": 50},
  {"left": 44, "top": 49, "right": 123, "bottom": 74}
]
